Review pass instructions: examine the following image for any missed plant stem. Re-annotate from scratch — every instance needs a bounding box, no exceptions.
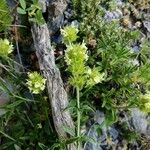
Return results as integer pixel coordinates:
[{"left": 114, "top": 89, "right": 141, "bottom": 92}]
[{"left": 76, "top": 86, "right": 80, "bottom": 150}]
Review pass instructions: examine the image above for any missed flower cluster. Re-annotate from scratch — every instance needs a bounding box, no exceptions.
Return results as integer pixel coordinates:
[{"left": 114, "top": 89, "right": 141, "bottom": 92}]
[
  {"left": 61, "top": 25, "right": 78, "bottom": 44},
  {"left": 0, "top": 39, "right": 13, "bottom": 57},
  {"left": 139, "top": 91, "right": 150, "bottom": 112},
  {"left": 65, "top": 42, "right": 88, "bottom": 88},
  {"left": 26, "top": 72, "right": 46, "bottom": 94},
  {"left": 86, "top": 67, "right": 105, "bottom": 86},
  {"left": 61, "top": 25, "right": 106, "bottom": 88},
  {"left": 65, "top": 43, "right": 88, "bottom": 72}
]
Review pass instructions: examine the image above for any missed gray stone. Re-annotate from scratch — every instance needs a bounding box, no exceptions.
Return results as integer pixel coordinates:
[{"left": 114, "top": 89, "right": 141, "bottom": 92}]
[
  {"left": 95, "top": 110, "right": 105, "bottom": 124},
  {"left": 143, "top": 21, "right": 150, "bottom": 32},
  {"left": 104, "top": 11, "right": 114, "bottom": 21},
  {"left": 132, "top": 46, "right": 140, "bottom": 52},
  {"left": 39, "top": 0, "right": 47, "bottom": 13},
  {"left": 85, "top": 110, "right": 119, "bottom": 150},
  {"left": 71, "top": 20, "right": 80, "bottom": 28},
  {"left": 131, "top": 108, "right": 150, "bottom": 135},
  {"left": 143, "top": 21, "right": 150, "bottom": 39},
  {"left": 0, "top": 79, "right": 14, "bottom": 116},
  {"left": 51, "top": 35, "right": 62, "bottom": 44},
  {"left": 116, "top": 0, "right": 123, "bottom": 6},
  {"left": 104, "top": 9, "right": 122, "bottom": 21},
  {"left": 47, "top": 0, "right": 68, "bottom": 35},
  {"left": 108, "top": 126, "right": 119, "bottom": 140},
  {"left": 64, "top": 11, "right": 72, "bottom": 19}
]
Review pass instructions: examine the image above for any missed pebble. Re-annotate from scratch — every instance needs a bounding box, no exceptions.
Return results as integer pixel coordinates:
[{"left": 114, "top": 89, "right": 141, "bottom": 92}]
[
  {"left": 64, "top": 11, "right": 72, "bottom": 19},
  {"left": 131, "top": 108, "right": 150, "bottom": 135},
  {"left": 71, "top": 20, "right": 80, "bottom": 28},
  {"left": 51, "top": 35, "right": 62, "bottom": 44},
  {"left": 116, "top": 0, "right": 123, "bottom": 6},
  {"left": 104, "top": 9, "right": 122, "bottom": 21},
  {"left": 143, "top": 21, "right": 150, "bottom": 32}
]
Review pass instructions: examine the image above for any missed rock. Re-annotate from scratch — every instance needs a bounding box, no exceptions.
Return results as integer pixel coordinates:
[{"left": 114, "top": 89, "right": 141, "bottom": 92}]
[
  {"left": 0, "top": 79, "right": 13, "bottom": 105},
  {"left": 115, "top": 9, "right": 123, "bottom": 17},
  {"left": 0, "top": 79, "right": 13, "bottom": 116},
  {"left": 139, "top": 31, "right": 146, "bottom": 42},
  {"left": 143, "top": 21, "right": 150, "bottom": 32},
  {"left": 47, "top": 0, "right": 68, "bottom": 35},
  {"left": 85, "top": 110, "right": 119, "bottom": 150},
  {"left": 64, "top": 11, "right": 72, "bottom": 19},
  {"left": 147, "top": 32, "right": 150, "bottom": 39},
  {"left": 84, "top": 124, "right": 103, "bottom": 150},
  {"left": 48, "top": 15, "right": 65, "bottom": 35},
  {"left": 104, "top": 11, "right": 115, "bottom": 21},
  {"left": 71, "top": 20, "right": 80, "bottom": 28},
  {"left": 85, "top": 108, "right": 150, "bottom": 150},
  {"left": 51, "top": 34, "right": 62, "bottom": 44},
  {"left": 130, "top": 108, "right": 150, "bottom": 135},
  {"left": 39, "top": 0, "right": 47, "bottom": 13},
  {"left": 116, "top": 0, "right": 123, "bottom": 6},
  {"left": 143, "top": 21, "right": 150, "bottom": 38},
  {"left": 104, "top": 9, "right": 122, "bottom": 21},
  {"left": 132, "top": 45, "right": 140, "bottom": 53},
  {"left": 108, "top": 126, "right": 119, "bottom": 140}
]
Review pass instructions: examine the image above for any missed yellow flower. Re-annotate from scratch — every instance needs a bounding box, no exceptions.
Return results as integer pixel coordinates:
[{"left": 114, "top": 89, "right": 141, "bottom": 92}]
[
  {"left": 0, "top": 39, "right": 13, "bottom": 57},
  {"left": 86, "top": 67, "right": 105, "bottom": 86},
  {"left": 61, "top": 25, "right": 78, "bottom": 44},
  {"left": 144, "top": 102, "right": 150, "bottom": 110},
  {"left": 26, "top": 72, "right": 46, "bottom": 94},
  {"left": 139, "top": 91, "right": 150, "bottom": 112}
]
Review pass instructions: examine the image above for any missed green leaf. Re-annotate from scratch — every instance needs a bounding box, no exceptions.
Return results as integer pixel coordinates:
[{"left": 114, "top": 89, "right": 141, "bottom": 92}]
[
  {"left": 19, "top": 0, "right": 26, "bottom": 10},
  {"left": 17, "top": 7, "right": 26, "bottom": 14},
  {"left": 0, "top": 0, "right": 12, "bottom": 31},
  {"left": 81, "top": 104, "right": 95, "bottom": 112},
  {"left": 65, "top": 137, "right": 79, "bottom": 144},
  {"left": 50, "top": 143, "right": 60, "bottom": 150},
  {"left": 105, "top": 109, "right": 118, "bottom": 126},
  {"left": 14, "top": 144, "right": 21, "bottom": 150},
  {"left": 6, "top": 100, "right": 23, "bottom": 109},
  {"left": 63, "top": 106, "right": 76, "bottom": 112},
  {"left": 81, "top": 135, "right": 96, "bottom": 144},
  {"left": 38, "top": 143, "right": 48, "bottom": 150},
  {"left": 33, "top": 0, "right": 39, "bottom": 5},
  {"left": 63, "top": 126, "right": 75, "bottom": 136},
  {"left": 94, "top": 124, "right": 103, "bottom": 136},
  {"left": 28, "top": 17, "right": 37, "bottom": 23},
  {"left": 0, "top": 142, "right": 14, "bottom": 149},
  {"left": 35, "top": 10, "right": 45, "bottom": 25},
  {"left": 0, "top": 130, "right": 16, "bottom": 142}
]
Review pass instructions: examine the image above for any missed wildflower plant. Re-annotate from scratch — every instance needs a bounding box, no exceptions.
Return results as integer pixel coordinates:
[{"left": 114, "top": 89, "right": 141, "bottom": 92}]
[
  {"left": 0, "top": 39, "right": 13, "bottom": 58},
  {"left": 61, "top": 25, "right": 105, "bottom": 88},
  {"left": 61, "top": 25, "right": 78, "bottom": 44},
  {"left": 61, "top": 25, "right": 105, "bottom": 149},
  {"left": 26, "top": 72, "right": 46, "bottom": 94},
  {"left": 17, "top": 0, "right": 45, "bottom": 25},
  {"left": 71, "top": 1, "right": 150, "bottom": 144},
  {"left": 65, "top": 42, "right": 88, "bottom": 88},
  {"left": 86, "top": 67, "right": 105, "bottom": 86},
  {"left": 139, "top": 91, "right": 150, "bottom": 112}
]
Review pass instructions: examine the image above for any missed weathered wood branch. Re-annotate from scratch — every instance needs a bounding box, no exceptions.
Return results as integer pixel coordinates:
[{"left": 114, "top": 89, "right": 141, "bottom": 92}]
[{"left": 31, "top": 24, "right": 76, "bottom": 150}]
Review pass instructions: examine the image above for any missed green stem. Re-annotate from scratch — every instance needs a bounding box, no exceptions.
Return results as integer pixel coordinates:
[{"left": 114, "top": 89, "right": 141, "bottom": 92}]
[{"left": 76, "top": 86, "right": 80, "bottom": 150}]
